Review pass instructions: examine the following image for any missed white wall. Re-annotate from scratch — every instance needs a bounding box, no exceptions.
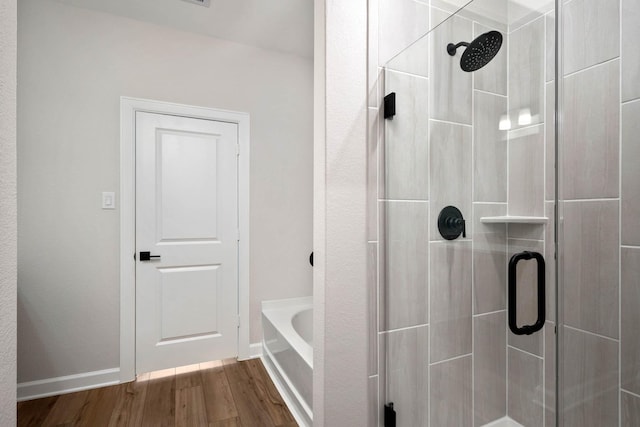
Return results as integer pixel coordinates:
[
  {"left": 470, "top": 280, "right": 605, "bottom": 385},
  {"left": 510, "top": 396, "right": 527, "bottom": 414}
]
[
  {"left": 0, "top": 0, "right": 17, "bottom": 422},
  {"left": 313, "top": 0, "right": 369, "bottom": 424},
  {"left": 18, "top": 0, "right": 312, "bottom": 384}
]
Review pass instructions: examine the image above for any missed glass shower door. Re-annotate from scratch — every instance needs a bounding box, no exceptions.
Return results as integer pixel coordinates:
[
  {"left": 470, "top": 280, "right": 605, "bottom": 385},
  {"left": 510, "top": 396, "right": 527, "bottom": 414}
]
[{"left": 371, "top": 1, "right": 557, "bottom": 425}]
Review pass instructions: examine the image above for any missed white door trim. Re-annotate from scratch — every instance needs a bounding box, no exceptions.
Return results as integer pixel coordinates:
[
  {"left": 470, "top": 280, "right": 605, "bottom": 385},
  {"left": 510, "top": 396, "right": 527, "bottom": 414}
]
[{"left": 119, "top": 97, "right": 250, "bottom": 382}]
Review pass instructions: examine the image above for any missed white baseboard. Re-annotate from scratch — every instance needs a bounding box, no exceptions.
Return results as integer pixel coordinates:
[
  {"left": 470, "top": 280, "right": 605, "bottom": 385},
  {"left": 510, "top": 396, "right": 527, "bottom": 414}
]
[
  {"left": 17, "top": 368, "right": 121, "bottom": 402},
  {"left": 238, "top": 342, "right": 263, "bottom": 361}
]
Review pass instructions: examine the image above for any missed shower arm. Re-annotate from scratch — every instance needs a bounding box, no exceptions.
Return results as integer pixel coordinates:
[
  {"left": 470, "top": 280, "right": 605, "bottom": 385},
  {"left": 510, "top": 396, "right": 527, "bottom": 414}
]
[{"left": 447, "top": 41, "right": 470, "bottom": 56}]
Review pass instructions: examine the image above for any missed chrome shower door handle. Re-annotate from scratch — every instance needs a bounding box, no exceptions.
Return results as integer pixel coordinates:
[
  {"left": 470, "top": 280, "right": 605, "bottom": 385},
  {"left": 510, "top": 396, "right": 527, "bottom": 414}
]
[{"left": 508, "top": 251, "right": 545, "bottom": 335}]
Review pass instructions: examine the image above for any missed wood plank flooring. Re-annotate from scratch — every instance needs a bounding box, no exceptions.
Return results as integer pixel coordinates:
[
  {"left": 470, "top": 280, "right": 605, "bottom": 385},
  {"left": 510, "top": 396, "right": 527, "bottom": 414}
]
[{"left": 17, "top": 358, "right": 297, "bottom": 427}]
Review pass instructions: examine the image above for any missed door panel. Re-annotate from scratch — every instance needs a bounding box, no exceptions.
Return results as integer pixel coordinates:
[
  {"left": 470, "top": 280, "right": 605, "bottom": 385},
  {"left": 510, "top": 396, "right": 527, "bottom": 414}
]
[{"left": 135, "top": 111, "right": 238, "bottom": 374}]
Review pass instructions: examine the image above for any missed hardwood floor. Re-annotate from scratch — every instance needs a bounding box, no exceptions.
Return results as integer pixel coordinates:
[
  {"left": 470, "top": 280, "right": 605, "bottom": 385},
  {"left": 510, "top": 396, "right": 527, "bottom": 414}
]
[{"left": 17, "top": 358, "right": 297, "bottom": 427}]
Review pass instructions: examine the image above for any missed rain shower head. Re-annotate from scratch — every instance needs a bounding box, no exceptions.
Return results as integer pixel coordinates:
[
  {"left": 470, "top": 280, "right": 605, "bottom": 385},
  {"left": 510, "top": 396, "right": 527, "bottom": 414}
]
[{"left": 447, "top": 30, "right": 503, "bottom": 72}]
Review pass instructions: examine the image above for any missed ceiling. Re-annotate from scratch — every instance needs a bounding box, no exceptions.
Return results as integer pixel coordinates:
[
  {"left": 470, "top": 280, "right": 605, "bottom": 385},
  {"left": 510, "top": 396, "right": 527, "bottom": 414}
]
[{"left": 54, "top": 0, "right": 314, "bottom": 58}]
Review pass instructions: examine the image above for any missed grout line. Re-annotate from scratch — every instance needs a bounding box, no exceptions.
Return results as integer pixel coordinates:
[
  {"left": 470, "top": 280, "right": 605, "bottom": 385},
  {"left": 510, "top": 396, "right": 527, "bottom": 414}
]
[
  {"left": 563, "top": 56, "right": 620, "bottom": 79},
  {"left": 379, "top": 198, "right": 429, "bottom": 203},
  {"left": 385, "top": 68, "right": 429, "bottom": 81},
  {"left": 379, "top": 323, "right": 429, "bottom": 335},
  {"left": 621, "top": 388, "right": 640, "bottom": 400},
  {"left": 507, "top": 345, "right": 544, "bottom": 361},
  {"left": 562, "top": 198, "right": 620, "bottom": 203},
  {"left": 542, "top": 18, "right": 548, "bottom": 417},
  {"left": 429, "top": 352, "right": 472, "bottom": 366},
  {"left": 507, "top": 237, "right": 545, "bottom": 243},
  {"left": 471, "top": 42, "right": 476, "bottom": 424},
  {"left": 554, "top": 0, "right": 562, "bottom": 424},
  {"left": 472, "top": 201, "right": 508, "bottom": 205},
  {"left": 506, "top": 13, "right": 511, "bottom": 418},
  {"left": 474, "top": 88, "right": 508, "bottom": 98},
  {"left": 621, "top": 245, "right": 640, "bottom": 249},
  {"left": 618, "top": 7, "right": 623, "bottom": 424},
  {"left": 473, "top": 309, "right": 507, "bottom": 318},
  {"left": 507, "top": 122, "right": 545, "bottom": 135},
  {"left": 427, "top": 6, "right": 432, "bottom": 425},
  {"left": 430, "top": 238, "right": 472, "bottom": 244},
  {"left": 429, "top": 118, "right": 473, "bottom": 128},
  {"left": 621, "top": 97, "right": 640, "bottom": 105},
  {"left": 508, "top": 12, "right": 546, "bottom": 36},
  {"left": 563, "top": 324, "right": 620, "bottom": 343}
]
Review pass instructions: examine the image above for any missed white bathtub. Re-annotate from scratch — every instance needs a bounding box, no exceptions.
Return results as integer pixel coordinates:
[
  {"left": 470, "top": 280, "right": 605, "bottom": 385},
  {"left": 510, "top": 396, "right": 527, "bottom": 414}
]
[{"left": 261, "top": 297, "right": 313, "bottom": 427}]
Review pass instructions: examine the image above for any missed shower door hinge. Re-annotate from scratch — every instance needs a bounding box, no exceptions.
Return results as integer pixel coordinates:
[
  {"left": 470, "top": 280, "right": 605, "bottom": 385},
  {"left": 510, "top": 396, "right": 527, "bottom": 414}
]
[
  {"left": 384, "top": 402, "right": 396, "bottom": 427},
  {"left": 384, "top": 92, "right": 396, "bottom": 119}
]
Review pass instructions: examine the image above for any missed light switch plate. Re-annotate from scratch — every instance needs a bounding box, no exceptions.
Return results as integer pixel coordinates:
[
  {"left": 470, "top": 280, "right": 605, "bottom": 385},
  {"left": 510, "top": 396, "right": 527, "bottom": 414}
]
[{"left": 102, "top": 192, "right": 116, "bottom": 209}]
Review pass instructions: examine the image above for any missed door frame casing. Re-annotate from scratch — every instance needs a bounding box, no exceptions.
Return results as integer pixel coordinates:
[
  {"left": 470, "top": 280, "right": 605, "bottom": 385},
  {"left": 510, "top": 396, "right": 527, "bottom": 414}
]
[{"left": 119, "top": 97, "right": 250, "bottom": 382}]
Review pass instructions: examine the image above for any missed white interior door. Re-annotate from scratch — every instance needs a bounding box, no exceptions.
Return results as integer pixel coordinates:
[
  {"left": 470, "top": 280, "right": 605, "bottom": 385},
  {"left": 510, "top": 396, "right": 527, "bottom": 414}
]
[{"left": 135, "top": 111, "right": 238, "bottom": 374}]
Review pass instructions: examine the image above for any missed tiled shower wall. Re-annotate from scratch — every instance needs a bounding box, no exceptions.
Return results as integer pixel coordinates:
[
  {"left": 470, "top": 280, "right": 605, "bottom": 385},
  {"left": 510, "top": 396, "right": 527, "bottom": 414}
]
[
  {"left": 367, "top": 1, "right": 557, "bottom": 426},
  {"left": 559, "top": 0, "right": 640, "bottom": 425}
]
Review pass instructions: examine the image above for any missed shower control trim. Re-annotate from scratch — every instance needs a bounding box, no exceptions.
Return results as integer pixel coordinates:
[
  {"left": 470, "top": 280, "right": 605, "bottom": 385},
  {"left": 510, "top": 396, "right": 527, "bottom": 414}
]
[{"left": 437, "top": 206, "right": 466, "bottom": 240}]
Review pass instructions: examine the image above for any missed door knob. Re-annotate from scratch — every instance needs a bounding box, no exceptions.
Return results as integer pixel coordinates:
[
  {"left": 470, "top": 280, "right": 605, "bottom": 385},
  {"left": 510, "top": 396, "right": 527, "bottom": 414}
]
[{"left": 139, "top": 251, "right": 161, "bottom": 261}]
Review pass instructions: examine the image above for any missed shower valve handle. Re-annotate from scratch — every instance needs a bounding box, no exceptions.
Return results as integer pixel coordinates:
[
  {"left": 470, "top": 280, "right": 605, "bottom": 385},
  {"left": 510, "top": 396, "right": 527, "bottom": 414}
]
[{"left": 445, "top": 217, "right": 466, "bottom": 238}]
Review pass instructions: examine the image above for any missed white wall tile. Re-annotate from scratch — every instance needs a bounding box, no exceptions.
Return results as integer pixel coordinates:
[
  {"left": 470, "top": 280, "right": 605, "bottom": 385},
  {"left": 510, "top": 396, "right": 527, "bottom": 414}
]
[
  {"left": 430, "top": 355, "right": 473, "bottom": 426},
  {"left": 368, "top": 375, "right": 379, "bottom": 427},
  {"left": 545, "top": 11, "right": 555, "bottom": 83},
  {"left": 622, "top": 0, "right": 640, "bottom": 101},
  {"left": 474, "top": 91, "right": 507, "bottom": 202},
  {"left": 508, "top": 347, "right": 543, "bottom": 427},
  {"left": 622, "top": 247, "right": 640, "bottom": 396},
  {"left": 431, "top": 8, "right": 473, "bottom": 124},
  {"left": 544, "top": 201, "right": 555, "bottom": 322},
  {"left": 368, "top": 242, "right": 378, "bottom": 377},
  {"left": 545, "top": 81, "right": 555, "bottom": 201},
  {"left": 622, "top": 101, "right": 640, "bottom": 246},
  {"left": 430, "top": 241, "right": 472, "bottom": 362},
  {"left": 473, "top": 23, "right": 507, "bottom": 95},
  {"left": 622, "top": 390, "right": 640, "bottom": 427},
  {"left": 430, "top": 121, "right": 472, "bottom": 240},
  {"left": 563, "top": 60, "right": 620, "bottom": 200},
  {"left": 384, "top": 71, "right": 430, "bottom": 200},
  {"left": 368, "top": 108, "right": 381, "bottom": 241},
  {"left": 369, "top": 0, "right": 381, "bottom": 108},
  {"left": 562, "top": 326, "right": 619, "bottom": 427},
  {"left": 563, "top": 0, "right": 620, "bottom": 75},
  {"left": 473, "top": 203, "right": 507, "bottom": 314},
  {"left": 383, "top": 326, "right": 429, "bottom": 427},
  {"left": 509, "top": 17, "right": 544, "bottom": 131},
  {"left": 381, "top": 201, "right": 429, "bottom": 330},
  {"left": 563, "top": 200, "right": 619, "bottom": 339},
  {"left": 379, "top": 0, "right": 430, "bottom": 66},
  {"left": 474, "top": 311, "right": 507, "bottom": 426},
  {"left": 508, "top": 125, "right": 545, "bottom": 216}
]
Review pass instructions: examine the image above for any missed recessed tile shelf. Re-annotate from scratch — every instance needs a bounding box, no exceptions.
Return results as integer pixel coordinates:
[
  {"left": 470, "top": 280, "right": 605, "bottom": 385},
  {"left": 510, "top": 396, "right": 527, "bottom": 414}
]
[{"left": 480, "top": 216, "right": 548, "bottom": 224}]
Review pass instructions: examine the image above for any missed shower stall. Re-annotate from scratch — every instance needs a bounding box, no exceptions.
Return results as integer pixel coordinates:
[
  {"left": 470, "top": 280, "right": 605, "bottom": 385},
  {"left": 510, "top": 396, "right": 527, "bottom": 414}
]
[{"left": 367, "top": 0, "right": 639, "bottom": 425}]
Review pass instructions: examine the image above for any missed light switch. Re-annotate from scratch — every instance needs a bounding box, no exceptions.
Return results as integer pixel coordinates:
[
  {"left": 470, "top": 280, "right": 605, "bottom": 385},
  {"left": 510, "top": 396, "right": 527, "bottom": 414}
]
[{"left": 102, "top": 192, "right": 116, "bottom": 210}]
